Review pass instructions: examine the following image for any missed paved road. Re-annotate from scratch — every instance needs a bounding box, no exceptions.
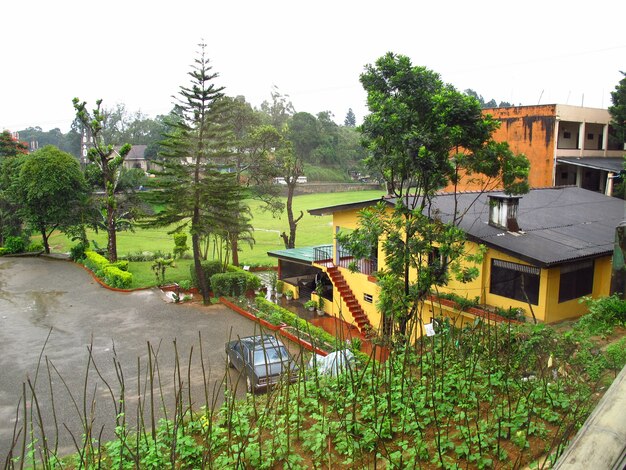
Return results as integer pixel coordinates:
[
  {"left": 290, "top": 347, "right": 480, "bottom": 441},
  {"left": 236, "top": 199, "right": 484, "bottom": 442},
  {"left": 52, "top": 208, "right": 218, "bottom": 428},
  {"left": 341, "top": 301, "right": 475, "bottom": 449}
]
[{"left": 0, "top": 256, "right": 260, "bottom": 462}]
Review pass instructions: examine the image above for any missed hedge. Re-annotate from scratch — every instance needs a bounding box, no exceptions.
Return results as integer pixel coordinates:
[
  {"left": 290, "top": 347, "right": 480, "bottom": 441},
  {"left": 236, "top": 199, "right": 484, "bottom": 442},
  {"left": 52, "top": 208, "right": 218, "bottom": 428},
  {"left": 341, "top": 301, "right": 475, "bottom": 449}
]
[
  {"left": 210, "top": 271, "right": 261, "bottom": 297},
  {"left": 103, "top": 265, "right": 133, "bottom": 289},
  {"left": 84, "top": 251, "right": 110, "bottom": 272},
  {"left": 83, "top": 250, "right": 133, "bottom": 288},
  {"left": 190, "top": 260, "right": 224, "bottom": 290}
]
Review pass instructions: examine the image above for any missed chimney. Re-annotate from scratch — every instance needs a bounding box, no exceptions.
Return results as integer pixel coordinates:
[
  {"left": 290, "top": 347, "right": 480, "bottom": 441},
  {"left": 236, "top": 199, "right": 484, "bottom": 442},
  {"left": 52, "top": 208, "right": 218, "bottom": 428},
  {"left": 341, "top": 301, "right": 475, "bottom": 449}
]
[{"left": 488, "top": 195, "right": 521, "bottom": 232}]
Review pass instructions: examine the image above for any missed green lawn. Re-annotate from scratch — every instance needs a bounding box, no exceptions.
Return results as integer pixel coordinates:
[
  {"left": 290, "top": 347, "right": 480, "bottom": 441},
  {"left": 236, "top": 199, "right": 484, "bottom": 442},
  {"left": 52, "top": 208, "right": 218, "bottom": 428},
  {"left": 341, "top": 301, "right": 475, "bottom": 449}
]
[{"left": 46, "top": 190, "right": 385, "bottom": 268}]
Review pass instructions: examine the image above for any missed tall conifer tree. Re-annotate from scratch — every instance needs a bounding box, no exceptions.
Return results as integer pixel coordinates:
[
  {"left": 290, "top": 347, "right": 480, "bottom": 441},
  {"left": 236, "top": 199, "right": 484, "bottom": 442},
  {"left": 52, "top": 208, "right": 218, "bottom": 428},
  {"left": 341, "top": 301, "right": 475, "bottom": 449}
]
[{"left": 145, "top": 44, "right": 244, "bottom": 303}]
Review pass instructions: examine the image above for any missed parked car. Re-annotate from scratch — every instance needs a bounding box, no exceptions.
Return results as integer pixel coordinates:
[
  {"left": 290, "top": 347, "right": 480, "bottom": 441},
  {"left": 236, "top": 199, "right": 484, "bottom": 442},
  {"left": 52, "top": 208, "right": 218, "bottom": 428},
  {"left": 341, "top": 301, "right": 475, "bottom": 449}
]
[{"left": 225, "top": 335, "right": 299, "bottom": 393}]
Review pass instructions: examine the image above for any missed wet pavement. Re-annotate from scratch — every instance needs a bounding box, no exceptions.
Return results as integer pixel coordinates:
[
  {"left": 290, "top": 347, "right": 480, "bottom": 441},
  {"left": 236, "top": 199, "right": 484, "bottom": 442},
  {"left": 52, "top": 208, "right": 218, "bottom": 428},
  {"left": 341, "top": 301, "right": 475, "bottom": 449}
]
[{"left": 0, "top": 256, "right": 262, "bottom": 461}]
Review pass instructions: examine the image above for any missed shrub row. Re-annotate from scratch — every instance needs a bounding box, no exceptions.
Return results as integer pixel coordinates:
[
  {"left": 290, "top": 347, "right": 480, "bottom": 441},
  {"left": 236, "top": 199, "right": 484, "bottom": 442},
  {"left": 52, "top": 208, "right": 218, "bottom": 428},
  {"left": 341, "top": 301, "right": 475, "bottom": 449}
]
[
  {"left": 83, "top": 250, "right": 133, "bottom": 289},
  {"left": 0, "top": 236, "right": 44, "bottom": 256},
  {"left": 210, "top": 271, "right": 261, "bottom": 297}
]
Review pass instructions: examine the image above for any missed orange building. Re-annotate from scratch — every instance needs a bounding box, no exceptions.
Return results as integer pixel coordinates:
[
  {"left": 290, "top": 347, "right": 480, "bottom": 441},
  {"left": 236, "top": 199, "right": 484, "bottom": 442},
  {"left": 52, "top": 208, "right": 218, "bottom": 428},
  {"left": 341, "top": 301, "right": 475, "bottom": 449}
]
[{"left": 483, "top": 105, "right": 624, "bottom": 194}]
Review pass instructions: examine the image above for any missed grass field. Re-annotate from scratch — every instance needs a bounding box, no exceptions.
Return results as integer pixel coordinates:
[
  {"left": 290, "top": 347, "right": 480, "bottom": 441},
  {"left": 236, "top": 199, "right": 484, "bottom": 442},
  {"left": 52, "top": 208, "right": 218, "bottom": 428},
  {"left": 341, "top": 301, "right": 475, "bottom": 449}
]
[{"left": 46, "top": 190, "right": 385, "bottom": 268}]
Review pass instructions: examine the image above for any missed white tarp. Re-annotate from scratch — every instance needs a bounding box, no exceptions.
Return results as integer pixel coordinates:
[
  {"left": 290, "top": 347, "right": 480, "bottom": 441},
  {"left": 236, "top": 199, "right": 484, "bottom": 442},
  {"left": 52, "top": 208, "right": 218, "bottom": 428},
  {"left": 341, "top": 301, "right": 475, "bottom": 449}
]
[{"left": 308, "top": 349, "right": 355, "bottom": 377}]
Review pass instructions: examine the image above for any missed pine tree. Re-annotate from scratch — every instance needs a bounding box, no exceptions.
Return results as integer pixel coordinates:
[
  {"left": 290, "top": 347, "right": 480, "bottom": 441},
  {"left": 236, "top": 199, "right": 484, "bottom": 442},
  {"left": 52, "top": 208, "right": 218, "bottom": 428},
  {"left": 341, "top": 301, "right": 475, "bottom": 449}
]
[
  {"left": 344, "top": 108, "right": 356, "bottom": 127},
  {"left": 144, "top": 44, "right": 241, "bottom": 303}
]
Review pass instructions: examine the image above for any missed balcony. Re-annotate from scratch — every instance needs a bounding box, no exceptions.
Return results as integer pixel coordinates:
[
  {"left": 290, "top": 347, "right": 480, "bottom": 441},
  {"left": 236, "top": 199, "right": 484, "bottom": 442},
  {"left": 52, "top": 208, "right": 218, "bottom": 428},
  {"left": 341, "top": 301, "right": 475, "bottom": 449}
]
[{"left": 313, "top": 244, "right": 378, "bottom": 276}]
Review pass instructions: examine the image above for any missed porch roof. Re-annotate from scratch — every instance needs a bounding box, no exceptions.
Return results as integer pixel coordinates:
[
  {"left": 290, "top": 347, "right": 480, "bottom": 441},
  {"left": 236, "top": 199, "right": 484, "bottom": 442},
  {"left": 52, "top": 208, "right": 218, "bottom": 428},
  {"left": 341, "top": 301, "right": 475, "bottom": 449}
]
[
  {"left": 556, "top": 157, "right": 624, "bottom": 173},
  {"left": 267, "top": 245, "right": 330, "bottom": 264}
]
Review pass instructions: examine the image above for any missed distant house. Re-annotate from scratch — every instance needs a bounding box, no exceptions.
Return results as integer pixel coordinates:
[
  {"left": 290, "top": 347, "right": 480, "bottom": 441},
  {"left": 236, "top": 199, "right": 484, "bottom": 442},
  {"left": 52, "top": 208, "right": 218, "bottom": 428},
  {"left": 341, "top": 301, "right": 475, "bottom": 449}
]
[
  {"left": 480, "top": 105, "right": 624, "bottom": 196},
  {"left": 270, "top": 187, "right": 622, "bottom": 334},
  {"left": 122, "top": 144, "right": 149, "bottom": 171}
]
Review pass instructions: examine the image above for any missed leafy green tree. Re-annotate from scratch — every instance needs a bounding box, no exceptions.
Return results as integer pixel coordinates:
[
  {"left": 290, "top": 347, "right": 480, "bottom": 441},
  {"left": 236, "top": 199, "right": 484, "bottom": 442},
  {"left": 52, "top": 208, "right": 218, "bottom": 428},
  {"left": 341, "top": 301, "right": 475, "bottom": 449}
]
[
  {"left": 344, "top": 108, "right": 356, "bottom": 127},
  {"left": 0, "top": 130, "right": 28, "bottom": 158},
  {"left": 340, "top": 53, "right": 529, "bottom": 339},
  {"left": 260, "top": 86, "right": 295, "bottom": 129},
  {"left": 313, "top": 111, "right": 339, "bottom": 165},
  {"left": 0, "top": 131, "right": 28, "bottom": 245},
  {"left": 73, "top": 98, "right": 132, "bottom": 262},
  {"left": 276, "top": 138, "right": 303, "bottom": 249},
  {"left": 144, "top": 44, "right": 242, "bottom": 303},
  {"left": 609, "top": 71, "right": 626, "bottom": 146},
  {"left": 273, "top": 112, "right": 327, "bottom": 249},
  {"left": 14, "top": 146, "right": 88, "bottom": 253}
]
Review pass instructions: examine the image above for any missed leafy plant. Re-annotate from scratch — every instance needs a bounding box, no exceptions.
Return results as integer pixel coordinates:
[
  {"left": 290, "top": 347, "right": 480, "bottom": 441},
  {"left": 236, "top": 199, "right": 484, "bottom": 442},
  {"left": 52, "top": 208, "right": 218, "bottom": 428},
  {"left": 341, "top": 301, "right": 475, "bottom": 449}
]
[{"left": 151, "top": 257, "right": 175, "bottom": 285}]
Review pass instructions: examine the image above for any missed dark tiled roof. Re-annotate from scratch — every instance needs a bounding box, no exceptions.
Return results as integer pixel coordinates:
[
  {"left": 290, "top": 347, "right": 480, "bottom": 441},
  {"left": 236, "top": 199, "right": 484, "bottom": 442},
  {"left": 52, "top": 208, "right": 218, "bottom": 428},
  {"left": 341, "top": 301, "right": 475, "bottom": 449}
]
[
  {"left": 310, "top": 187, "right": 625, "bottom": 267},
  {"left": 399, "top": 187, "right": 625, "bottom": 267}
]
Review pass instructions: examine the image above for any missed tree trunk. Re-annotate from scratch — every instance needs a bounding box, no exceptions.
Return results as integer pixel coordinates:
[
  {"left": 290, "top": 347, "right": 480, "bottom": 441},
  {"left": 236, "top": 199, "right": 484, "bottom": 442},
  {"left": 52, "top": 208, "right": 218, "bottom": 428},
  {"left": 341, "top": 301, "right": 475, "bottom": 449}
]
[
  {"left": 40, "top": 226, "right": 50, "bottom": 254},
  {"left": 281, "top": 182, "right": 303, "bottom": 249},
  {"left": 106, "top": 199, "right": 117, "bottom": 262},
  {"left": 230, "top": 235, "right": 239, "bottom": 266}
]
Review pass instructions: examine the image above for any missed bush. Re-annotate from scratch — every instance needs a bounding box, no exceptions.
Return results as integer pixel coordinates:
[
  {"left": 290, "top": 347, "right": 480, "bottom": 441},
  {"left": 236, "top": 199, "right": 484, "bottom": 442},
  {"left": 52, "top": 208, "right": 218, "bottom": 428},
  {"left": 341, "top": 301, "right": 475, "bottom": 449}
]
[
  {"left": 178, "top": 279, "right": 192, "bottom": 290},
  {"left": 70, "top": 242, "right": 88, "bottom": 261},
  {"left": 173, "top": 233, "right": 189, "bottom": 259},
  {"left": 190, "top": 260, "right": 225, "bottom": 290},
  {"left": 112, "top": 260, "right": 129, "bottom": 272},
  {"left": 578, "top": 295, "right": 626, "bottom": 336},
  {"left": 211, "top": 272, "right": 246, "bottom": 297},
  {"left": 84, "top": 250, "right": 110, "bottom": 273},
  {"left": 210, "top": 271, "right": 262, "bottom": 297},
  {"left": 103, "top": 265, "right": 133, "bottom": 289},
  {"left": 26, "top": 241, "right": 44, "bottom": 252},
  {"left": 0, "top": 247, "right": 7, "bottom": 256},
  {"left": 3, "top": 236, "right": 27, "bottom": 254}
]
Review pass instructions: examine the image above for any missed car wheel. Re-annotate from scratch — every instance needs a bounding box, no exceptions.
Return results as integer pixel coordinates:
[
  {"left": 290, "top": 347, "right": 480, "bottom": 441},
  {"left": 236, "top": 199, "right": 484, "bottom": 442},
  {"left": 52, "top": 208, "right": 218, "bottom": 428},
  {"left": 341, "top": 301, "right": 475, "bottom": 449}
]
[{"left": 246, "top": 375, "right": 254, "bottom": 394}]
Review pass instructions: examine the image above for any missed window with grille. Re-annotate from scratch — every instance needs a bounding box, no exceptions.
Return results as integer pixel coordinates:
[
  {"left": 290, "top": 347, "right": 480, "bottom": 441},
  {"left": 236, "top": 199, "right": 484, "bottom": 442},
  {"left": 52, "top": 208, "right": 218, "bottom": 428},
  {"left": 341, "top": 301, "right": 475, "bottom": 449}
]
[
  {"left": 558, "top": 261, "right": 594, "bottom": 303},
  {"left": 490, "top": 259, "right": 540, "bottom": 305}
]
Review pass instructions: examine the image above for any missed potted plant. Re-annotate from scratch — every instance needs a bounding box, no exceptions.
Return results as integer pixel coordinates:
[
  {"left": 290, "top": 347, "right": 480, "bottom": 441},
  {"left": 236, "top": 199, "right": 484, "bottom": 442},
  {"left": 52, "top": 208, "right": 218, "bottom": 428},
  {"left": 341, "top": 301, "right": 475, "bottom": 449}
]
[
  {"left": 316, "top": 296, "right": 325, "bottom": 316},
  {"left": 285, "top": 289, "right": 293, "bottom": 300},
  {"left": 275, "top": 280, "right": 284, "bottom": 298},
  {"left": 268, "top": 271, "right": 278, "bottom": 296},
  {"left": 304, "top": 300, "right": 317, "bottom": 311}
]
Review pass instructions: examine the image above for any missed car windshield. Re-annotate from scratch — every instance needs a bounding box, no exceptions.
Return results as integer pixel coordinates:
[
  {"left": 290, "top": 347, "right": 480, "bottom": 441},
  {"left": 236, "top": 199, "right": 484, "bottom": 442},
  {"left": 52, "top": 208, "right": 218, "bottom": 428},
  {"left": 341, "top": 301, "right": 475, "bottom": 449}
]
[{"left": 253, "top": 346, "right": 289, "bottom": 365}]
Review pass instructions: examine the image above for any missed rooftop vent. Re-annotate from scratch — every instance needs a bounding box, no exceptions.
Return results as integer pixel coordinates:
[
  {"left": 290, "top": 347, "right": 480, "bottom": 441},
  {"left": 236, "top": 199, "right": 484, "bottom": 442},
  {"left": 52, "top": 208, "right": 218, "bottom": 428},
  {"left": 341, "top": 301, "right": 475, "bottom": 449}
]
[{"left": 488, "top": 195, "right": 521, "bottom": 232}]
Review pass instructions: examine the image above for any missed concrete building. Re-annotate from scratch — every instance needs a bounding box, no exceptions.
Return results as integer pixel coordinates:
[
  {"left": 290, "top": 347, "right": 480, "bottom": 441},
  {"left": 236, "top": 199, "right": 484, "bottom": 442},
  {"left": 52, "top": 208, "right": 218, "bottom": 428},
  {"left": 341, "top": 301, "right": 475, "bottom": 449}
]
[{"left": 485, "top": 104, "right": 624, "bottom": 195}]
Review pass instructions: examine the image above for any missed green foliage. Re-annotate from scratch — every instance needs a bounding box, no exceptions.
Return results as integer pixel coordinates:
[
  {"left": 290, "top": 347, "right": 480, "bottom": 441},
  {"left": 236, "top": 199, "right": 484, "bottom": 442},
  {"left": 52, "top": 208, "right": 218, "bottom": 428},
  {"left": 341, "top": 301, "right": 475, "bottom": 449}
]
[
  {"left": 70, "top": 242, "right": 88, "bottom": 261},
  {"left": 609, "top": 71, "right": 626, "bottom": 145},
  {"left": 190, "top": 259, "right": 224, "bottom": 289},
  {"left": 26, "top": 241, "right": 44, "bottom": 252},
  {"left": 73, "top": 98, "right": 132, "bottom": 262},
  {"left": 151, "top": 257, "right": 175, "bottom": 285},
  {"left": 605, "top": 337, "right": 626, "bottom": 373},
  {"left": 303, "top": 164, "right": 350, "bottom": 182},
  {"left": 178, "top": 279, "right": 192, "bottom": 290},
  {"left": 210, "top": 272, "right": 251, "bottom": 297},
  {"left": 577, "top": 294, "right": 626, "bottom": 336},
  {"left": 103, "top": 265, "right": 133, "bottom": 289},
  {"left": 172, "top": 232, "right": 189, "bottom": 259},
  {"left": 3, "top": 235, "right": 27, "bottom": 254},
  {"left": 84, "top": 250, "right": 110, "bottom": 272},
  {"left": 112, "top": 260, "right": 129, "bottom": 271}
]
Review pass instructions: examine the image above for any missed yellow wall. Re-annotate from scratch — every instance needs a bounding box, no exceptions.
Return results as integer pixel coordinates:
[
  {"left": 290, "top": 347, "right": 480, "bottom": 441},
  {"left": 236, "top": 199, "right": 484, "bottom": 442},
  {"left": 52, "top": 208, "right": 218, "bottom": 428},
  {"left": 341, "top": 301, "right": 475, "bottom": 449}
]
[{"left": 322, "top": 206, "right": 612, "bottom": 331}]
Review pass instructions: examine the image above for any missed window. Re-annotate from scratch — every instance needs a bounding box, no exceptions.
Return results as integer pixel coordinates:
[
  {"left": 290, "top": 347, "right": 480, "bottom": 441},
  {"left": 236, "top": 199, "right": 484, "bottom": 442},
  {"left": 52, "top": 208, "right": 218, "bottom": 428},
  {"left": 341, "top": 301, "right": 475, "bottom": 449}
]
[
  {"left": 558, "top": 261, "right": 594, "bottom": 303},
  {"left": 587, "top": 133, "right": 594, "bottom": 140},
  {"left": 363, "top": 293, "right": 373, "bottom": 303},
  {"left": 563, "top": 131, "right": 571, "bottom": 139},
  {"left": 490, "top": 259, "right": 540, "bottom": 304}
]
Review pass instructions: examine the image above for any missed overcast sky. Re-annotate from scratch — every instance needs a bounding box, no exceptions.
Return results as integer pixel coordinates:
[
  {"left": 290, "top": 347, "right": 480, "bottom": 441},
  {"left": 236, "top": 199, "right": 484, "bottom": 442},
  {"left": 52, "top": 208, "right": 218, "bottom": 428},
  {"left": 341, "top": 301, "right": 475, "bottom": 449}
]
[{"left": 2, "top": 0, "right": 625, "bottom": 132}]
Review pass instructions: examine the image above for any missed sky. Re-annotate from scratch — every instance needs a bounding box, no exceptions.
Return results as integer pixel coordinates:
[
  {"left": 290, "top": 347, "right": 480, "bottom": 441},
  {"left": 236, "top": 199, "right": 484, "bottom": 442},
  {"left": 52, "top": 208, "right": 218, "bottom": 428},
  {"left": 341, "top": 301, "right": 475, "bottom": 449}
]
[{"left": 2, "top": 0, "right": 625, "bottom": 133}]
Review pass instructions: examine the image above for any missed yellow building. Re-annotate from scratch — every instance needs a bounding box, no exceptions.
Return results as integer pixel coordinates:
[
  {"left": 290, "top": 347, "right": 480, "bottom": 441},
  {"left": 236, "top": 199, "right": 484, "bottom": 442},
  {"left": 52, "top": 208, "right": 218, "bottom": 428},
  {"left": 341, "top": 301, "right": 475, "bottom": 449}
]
[{"left": 270, "top": 187, "right": 622, "bottom": 335}]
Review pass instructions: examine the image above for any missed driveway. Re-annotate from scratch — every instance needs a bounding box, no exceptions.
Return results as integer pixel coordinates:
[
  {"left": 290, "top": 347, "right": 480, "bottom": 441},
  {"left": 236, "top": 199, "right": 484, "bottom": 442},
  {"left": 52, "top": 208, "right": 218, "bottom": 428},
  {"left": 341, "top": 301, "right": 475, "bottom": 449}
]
[{"left": 0, "top": 256, "right": 261, "bottom": 461}]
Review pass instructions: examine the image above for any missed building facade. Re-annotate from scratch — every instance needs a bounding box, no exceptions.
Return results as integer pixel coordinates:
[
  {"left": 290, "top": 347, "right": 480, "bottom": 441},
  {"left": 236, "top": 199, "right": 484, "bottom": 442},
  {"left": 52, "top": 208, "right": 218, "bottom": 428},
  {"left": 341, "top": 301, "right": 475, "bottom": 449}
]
[{"left": 485, "top": 105, "right": 624, "bottom": 195}]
